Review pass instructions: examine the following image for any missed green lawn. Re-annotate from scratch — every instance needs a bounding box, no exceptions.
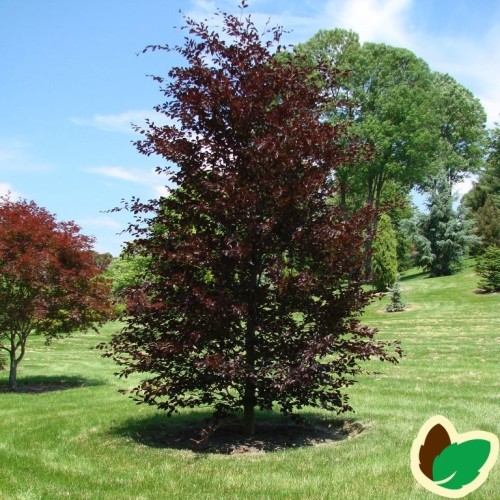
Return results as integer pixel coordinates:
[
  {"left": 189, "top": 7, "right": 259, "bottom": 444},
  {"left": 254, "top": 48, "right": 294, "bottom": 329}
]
[{"left": 0, "top": 261, "right": 498, "bottom": 499}]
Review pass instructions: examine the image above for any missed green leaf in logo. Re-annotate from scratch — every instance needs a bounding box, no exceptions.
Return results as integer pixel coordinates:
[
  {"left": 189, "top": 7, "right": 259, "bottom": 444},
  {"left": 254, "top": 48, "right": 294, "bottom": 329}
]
[{"left": 432, "top": 439, "right": 492, "bottom": 490}]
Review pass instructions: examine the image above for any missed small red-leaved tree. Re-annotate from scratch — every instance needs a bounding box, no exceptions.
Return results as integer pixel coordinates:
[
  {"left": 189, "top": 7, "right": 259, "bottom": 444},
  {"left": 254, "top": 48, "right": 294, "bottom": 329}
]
[
  {"left": 0, "top": 196, "right": 112, "bottom": 389},
  {"left": 103, "top": 2, "right": 401, "bottom": 436}
]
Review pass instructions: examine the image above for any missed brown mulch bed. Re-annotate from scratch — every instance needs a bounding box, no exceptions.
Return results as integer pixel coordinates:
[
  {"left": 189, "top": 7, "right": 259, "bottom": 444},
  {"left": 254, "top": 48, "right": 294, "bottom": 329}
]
[{"left": 132, "top": 418, "right": 364, "bottom": 455}]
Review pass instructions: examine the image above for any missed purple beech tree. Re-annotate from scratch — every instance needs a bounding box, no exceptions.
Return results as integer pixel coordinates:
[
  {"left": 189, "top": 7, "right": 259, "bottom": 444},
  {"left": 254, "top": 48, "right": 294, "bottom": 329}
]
[{"left": 102, "top": 2, "right": 401, "bottom": 437}]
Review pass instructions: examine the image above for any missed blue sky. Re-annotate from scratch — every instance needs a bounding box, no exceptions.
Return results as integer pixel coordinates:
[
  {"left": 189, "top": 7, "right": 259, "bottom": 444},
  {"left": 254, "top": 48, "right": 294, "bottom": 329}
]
[{"left": 1, "top": 0, "right": 499, "bottom": 255}]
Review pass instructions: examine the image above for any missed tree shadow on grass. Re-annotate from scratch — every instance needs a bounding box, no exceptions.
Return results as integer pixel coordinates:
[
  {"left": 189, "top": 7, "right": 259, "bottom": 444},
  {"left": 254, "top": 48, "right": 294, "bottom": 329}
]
[
  {"left": 474, "top": 289, "right": 498, "bottom": 295},
  {"left": 112, "top": 411, "right": 365, "bottom": 455},
  {"left": 0, "top": 375, "right": 104, "bottom": 394},
  {"left": 400, "top": 270, "right": 428, "bottom": 282}
]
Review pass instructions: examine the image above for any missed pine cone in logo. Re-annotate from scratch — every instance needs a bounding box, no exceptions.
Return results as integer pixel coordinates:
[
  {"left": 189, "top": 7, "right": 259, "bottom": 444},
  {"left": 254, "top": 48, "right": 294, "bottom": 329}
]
[{"left": 419, "top": 423, "right": 451, "bottom": 480}]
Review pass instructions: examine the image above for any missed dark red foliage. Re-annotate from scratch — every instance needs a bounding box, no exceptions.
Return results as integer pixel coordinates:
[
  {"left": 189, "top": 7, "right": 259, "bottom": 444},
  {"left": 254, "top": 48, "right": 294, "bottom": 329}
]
[
  {"left": 0, "top": 197, "right": 112, "bottom": 389},
  {"left": 102, "top": 2, "right": 401, "bottom": 435}
]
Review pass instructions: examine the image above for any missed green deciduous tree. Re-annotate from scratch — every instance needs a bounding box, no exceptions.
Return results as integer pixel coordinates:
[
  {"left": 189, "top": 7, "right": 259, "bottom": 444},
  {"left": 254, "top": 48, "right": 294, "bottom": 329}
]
[
  {"left": 431, "top": 72, "right": 487, "bottom": 187},
  {"left": 295, "top": 30, "right": 486, "bottom": 281},
  {"left": 101, "top": 4, "right": 401, "bottom": 437},
  {"left": 295, "top": 29, "right": 437, "bottom": 210},
  {"left": 372, "top": 213, "right": 398, "bottom": 291},
  {"left": 105, "top": 253, "right": 151, "bottom": 299},
  {"left": 93, "top": 251, "right": 113, "bottom": 270},
  {"left": 464, "top": 124, "right": 500, "bottom": 211},
  {"left": 295, "top": 30, "right": 487, "bottom": 212}
]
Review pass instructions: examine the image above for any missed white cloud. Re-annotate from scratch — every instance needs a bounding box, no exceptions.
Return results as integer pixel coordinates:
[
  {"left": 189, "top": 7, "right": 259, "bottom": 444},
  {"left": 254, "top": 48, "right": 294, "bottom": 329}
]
[
  {"left": 213, "top": 0, "right": 499, "bottom": 126},
  {"left": 0, "top": 182, "right": 22, "bottom": 200},
  {"left": 0, "top": 138, "right": 52, "bottom": 172},
  {"left": 404, "top": 29, "right": 500, "bottom": 127},
  {"left": 325, "top": 0, "right": 413, "bottom": 46},
  {"left": 189, "top": 0, "right": 216, "bottom": 12},
  {"left": 453, "top": 176, "right": 477, "bottom": 199},
  {"left": 154, "top": 184, "right": 171, "bottom": 197},
  {"left": 481, "top": 97, "right": 500, "bottom": 127},
  {"left": 86, "top": 166, "right": 175, "bottom": 199},
  {"left": 187, "top": 0, "right": 412, "bottom": 47},
  {"left": 86, "top": 166, "right": 148, "bottom": 183},
  {"left": 72, "top": 109, "right": 165, "bottom": 134},
  {"left": 78, "top": 216, "right": 122, "bottom": 230},
  {"left": 317, "top": 0, "right": 499, "bottom": 125},
  {"left": 186, "top": 1, "right": 322, "bottom": 46}
]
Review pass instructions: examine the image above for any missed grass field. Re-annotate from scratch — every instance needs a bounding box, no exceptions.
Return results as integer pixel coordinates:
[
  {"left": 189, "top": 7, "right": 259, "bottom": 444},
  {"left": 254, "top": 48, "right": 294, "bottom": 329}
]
[{"left": 0, "top": 261, "right": 498, "bottom": 499}]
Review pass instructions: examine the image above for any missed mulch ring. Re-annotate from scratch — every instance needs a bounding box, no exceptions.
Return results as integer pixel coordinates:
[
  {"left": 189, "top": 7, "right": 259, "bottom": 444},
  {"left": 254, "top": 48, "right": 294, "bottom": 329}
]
[
  {"left": 0, "top": 382, "right": 84, "bottom": 394},
  {"left": 134, "top": 418, "right": 365, "bottom": 455}
]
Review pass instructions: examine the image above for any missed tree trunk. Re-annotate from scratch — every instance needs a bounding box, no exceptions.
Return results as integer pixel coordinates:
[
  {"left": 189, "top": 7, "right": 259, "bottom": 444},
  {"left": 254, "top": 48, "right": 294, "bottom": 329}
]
[
  {"left": 364, "top": 224, "right": 374, "bottom": 283},
  {"left": 243, "top": 310, "right": 257, "bottom": 437},
  {"left": 243, "top": 263, "right": 258, "bottom": 438},
  {"left": 364, "top": 170, "right": 384, "bottom": 282},
  {"left": 8, "top": 335, "right": 26, "bottom": 391},
  {"left": 9, "top": 354, "right": 17, "bottom": 390},
  {"left": 364, "top": 187, "right": 376, "bottom": 282},
  {"left": 243, "top": 382, "right": 256, "bottom": 437}
]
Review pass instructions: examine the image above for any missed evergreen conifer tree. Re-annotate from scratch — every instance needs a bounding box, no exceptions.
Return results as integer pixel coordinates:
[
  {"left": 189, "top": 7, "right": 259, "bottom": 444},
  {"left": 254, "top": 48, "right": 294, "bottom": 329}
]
[
  {"left": 475, "top": 198, "right": 500, "bottom": 248},
  {"left": 463, "top": 123, "right": 500, "bottom": 249},
  {"left": 412, "top": 174, "right": 476, "bottom": 276},
  {"left": 476, "top": 246, "right": 500, "bottom": 292},
  {"left": 372, "top": 213, "right": 398, "bottom": 291},
  {"left": 386, "top": 278, "right": 406, "bottom": 312},
  {"left": 464, "top": 124, "right": 500, "bottom": 212}
]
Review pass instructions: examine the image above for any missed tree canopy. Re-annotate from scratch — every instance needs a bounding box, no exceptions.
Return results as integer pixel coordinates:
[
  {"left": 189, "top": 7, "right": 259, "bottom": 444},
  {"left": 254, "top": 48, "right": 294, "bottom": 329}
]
[
  {"left": 476, "top": 246, "right": 500, "bottom": 292},
  {"left": 0, "top": 197, "right": 112, "bottom": 389},
  {"left": 105, "top": 253, "right": 151, "bottom": 300},
  {"left": 294, "top": 29, "right": 487, "bottom": 210},
  {"left": 102, "top": 3, "right": 401, "bottom": 437},
  {"left": 431, "top": 72, "right": 486, "bottom": 187}
]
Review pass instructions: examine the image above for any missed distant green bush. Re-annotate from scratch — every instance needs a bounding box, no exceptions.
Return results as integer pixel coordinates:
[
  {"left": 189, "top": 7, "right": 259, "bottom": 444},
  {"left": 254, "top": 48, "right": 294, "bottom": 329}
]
[{"left": 476, "top": 246, "right": 500, "bottom": 293}]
